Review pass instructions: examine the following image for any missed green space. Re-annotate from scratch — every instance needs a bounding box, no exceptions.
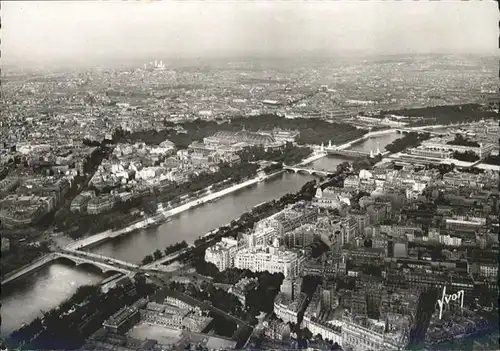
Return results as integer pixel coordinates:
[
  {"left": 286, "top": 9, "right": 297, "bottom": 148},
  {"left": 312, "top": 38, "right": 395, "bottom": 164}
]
[
  {"left": 117, "top": 114, "right": 367, "bottom": 148},
  {"left": 1, "top": 241, "right": 51, "bottom": 278},
  {"left": 4, "top": 278, "right": 156, "bottom": 350},
  {"left": 377, "top": 103, "right": 498, "bottom": 126},
  {"left": 237, "top": 143, "right": 312, "bottom": 165},
  {"left": 483, "top": 154, "right": 500, "bottom": 166},
  {"left": 385, "top": 132, "right": 432, "bottom": 154},
  {"left": 447, "top": 134, "right": 480, "bottom": 148}
]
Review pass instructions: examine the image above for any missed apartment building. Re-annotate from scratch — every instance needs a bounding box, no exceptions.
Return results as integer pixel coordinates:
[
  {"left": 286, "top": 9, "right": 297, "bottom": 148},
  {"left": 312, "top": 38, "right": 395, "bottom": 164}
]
[
  {"left": 234, "top": 244, "right": 304, "bottom": 278},
  {"left": 204, "top": 237, "right": 239, "bottom": 271}
]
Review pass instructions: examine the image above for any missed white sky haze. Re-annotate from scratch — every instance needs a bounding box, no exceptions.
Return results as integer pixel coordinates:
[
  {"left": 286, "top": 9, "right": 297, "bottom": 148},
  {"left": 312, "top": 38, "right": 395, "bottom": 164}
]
[{"left": 2, "top": 1, "right": 499, "bottom": 67}]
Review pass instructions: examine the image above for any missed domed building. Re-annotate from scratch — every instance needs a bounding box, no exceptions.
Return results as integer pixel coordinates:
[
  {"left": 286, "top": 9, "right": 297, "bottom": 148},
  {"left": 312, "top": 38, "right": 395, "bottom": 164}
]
[{"left": 203, "top": 130, "right": 284, "bottom": 151}]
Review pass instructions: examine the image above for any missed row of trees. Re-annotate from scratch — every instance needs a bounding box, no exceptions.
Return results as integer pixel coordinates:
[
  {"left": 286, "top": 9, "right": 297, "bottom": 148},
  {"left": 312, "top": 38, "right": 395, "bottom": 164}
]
[
  {"left": 6, "top": 279, "right": 156, "bottom": 350},
  {"left": 377, "top": 103, "right": 498, "bottom": 126},
  {"left": 263, "top": 163, "right": 284, "bottom": 174},
  {"left": 156, "top": 161, "right": 259, "bottom": 205},
  {"left": 141, "top": 241, "right": 189, "bottom": 265},
  {"left": 55, "top": 161, "right": 259, "bottom": 239}
]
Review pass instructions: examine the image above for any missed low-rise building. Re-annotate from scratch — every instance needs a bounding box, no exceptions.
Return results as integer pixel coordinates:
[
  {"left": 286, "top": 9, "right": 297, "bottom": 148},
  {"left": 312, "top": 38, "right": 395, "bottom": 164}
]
[{"left": 103, "top": 305, "right": 141, "bottom": 334}]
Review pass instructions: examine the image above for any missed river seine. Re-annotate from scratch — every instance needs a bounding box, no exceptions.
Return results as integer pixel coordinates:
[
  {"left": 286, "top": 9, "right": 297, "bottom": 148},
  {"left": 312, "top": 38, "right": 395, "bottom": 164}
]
[{"left": 1, "top": 133, "right": 401, "bottom": 336}]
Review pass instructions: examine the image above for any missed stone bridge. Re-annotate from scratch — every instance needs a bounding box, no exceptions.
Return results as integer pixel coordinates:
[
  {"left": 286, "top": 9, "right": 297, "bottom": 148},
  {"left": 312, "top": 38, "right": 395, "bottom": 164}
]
[
  {"left": 2, "top": 250, "right": 137, "bottom": 285},
  {"left": 283, "top": 166, "right": 334, "bottom": 176}
]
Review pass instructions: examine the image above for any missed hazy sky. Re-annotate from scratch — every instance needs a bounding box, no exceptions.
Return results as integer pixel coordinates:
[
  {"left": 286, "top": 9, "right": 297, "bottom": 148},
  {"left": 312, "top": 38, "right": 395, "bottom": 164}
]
[{"left": 2, "top": 1, "right": 499, "bottom": 66}]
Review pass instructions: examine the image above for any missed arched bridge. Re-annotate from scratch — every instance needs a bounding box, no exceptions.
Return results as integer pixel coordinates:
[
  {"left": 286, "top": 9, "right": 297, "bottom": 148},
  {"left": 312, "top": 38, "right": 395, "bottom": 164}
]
[
  {"left": 283, "top": 166, "right": 334, "bottom": 176},
  {"left": 54, "top": 252, "right": 135, "bottom": 275},
  {"left": 2, "top": 250, "right": 138, "bottom": 285}
]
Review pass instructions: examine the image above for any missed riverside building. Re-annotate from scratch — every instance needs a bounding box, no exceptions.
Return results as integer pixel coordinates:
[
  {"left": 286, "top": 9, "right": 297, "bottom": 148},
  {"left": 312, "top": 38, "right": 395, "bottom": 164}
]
[
  {"left": 234, "top": 239, "right": 305, "bottom": 278},
  {"left": 204, "top": 237, "right": 239, "bottom": 271}
]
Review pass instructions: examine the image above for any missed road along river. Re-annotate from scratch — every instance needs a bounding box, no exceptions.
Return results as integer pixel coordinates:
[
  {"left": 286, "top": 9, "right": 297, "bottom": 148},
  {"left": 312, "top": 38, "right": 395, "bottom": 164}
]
[{"left": 0, "top": 132, "right": 401, "bottom": 335}]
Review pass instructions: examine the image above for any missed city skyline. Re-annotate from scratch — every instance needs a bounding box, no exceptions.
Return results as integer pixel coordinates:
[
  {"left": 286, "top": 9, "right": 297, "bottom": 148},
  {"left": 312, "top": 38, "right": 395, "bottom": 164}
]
[{"left": 3, "top": 1, "right": 499, "bottom": 68}]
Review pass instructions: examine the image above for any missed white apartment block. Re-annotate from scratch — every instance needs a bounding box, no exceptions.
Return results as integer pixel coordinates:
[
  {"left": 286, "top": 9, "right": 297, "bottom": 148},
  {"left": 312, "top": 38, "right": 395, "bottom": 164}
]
[
  {"left": 234, "top": 245, "right": 304, "bottom": 278},
  {"left": 204, "top": 237, "right": 239, "bottom": 271}
]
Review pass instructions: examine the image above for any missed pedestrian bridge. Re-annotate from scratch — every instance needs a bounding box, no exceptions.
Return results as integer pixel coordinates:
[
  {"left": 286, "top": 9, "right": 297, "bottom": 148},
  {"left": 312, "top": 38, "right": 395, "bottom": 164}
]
[{"left": 2, "top": 250, "right": 137, "bottom": 285}]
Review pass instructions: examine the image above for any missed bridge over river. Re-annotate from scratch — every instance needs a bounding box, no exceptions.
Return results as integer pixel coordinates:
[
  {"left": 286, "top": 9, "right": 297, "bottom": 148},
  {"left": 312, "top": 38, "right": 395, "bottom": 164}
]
[
  {"left": 282, "top": 166, "right": 334, "bottom": 176},
  {"left": 2, "top": 250, "right": 139, "bottom": 286}
]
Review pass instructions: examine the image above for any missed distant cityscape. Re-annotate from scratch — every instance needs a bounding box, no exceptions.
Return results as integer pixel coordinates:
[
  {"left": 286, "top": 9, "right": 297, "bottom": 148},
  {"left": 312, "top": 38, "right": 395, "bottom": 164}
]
[{"left": 0, "top": 52, "right": 499, "bottom": 351}]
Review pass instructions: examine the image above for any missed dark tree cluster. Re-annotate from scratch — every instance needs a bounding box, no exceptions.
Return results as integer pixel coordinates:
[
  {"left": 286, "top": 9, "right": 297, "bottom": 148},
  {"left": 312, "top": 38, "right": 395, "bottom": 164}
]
[
  {"left": 1, "top": 241, "right": 51, "bottom": 278},
  {"left": 301, "top": 275, "right": 322, "bottom": 296},
  {"left": 263, "top": 162, "right": 284, "bottom": 174},
  {"left": 447, "top": 134, "right": 480, "bottom": 148},
  {"left": 192, "top": 265, "right": 284, "bottom": 314},
  {"left": 169, "top": 282, "right": 245, "bottom": 320},
  {"left": 237, "top": 143, "right": 312, "bottom": 165},
  {"left": 452, "top": 151, "right": 480, "bottom": 162},
  {"left": 156, "top": 161, "right": 259, "bottom": 205},
  {"left": 6, "top": 280, "right": 156, "bottom": 350},
  {"left": 385, "top": 132, "right": 432, "bottom": 154},
  {"left": 246, "top": 272, "right": 285, "bottom": 313},
  {"left": 377, "top": 104, "right": 499, "bottom": 126},
  {"left": 483, "top": 154, "right": 500, "bottom": 166},
  {"left": 118, "top": 114, "right": 367, "bottom": 149}
]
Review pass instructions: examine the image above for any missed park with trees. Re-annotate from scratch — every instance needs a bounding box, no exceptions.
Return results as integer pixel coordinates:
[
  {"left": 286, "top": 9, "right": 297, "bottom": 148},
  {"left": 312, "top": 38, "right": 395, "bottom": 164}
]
[
  {"left": 376, "top": 103, "right": 498, "bottom": 126},
  {"left": 117, "top": 114, "right": 367, "bottom": 148}
]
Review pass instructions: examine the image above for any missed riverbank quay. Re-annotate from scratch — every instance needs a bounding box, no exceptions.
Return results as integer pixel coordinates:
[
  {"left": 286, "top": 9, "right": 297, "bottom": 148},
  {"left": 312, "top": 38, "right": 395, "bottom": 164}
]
[
  {"left": 64, "top": 168, "right": 286, "bottom": 251},
  {"left": 166, "top": 180, "right": 322, "bottom": 267}
]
